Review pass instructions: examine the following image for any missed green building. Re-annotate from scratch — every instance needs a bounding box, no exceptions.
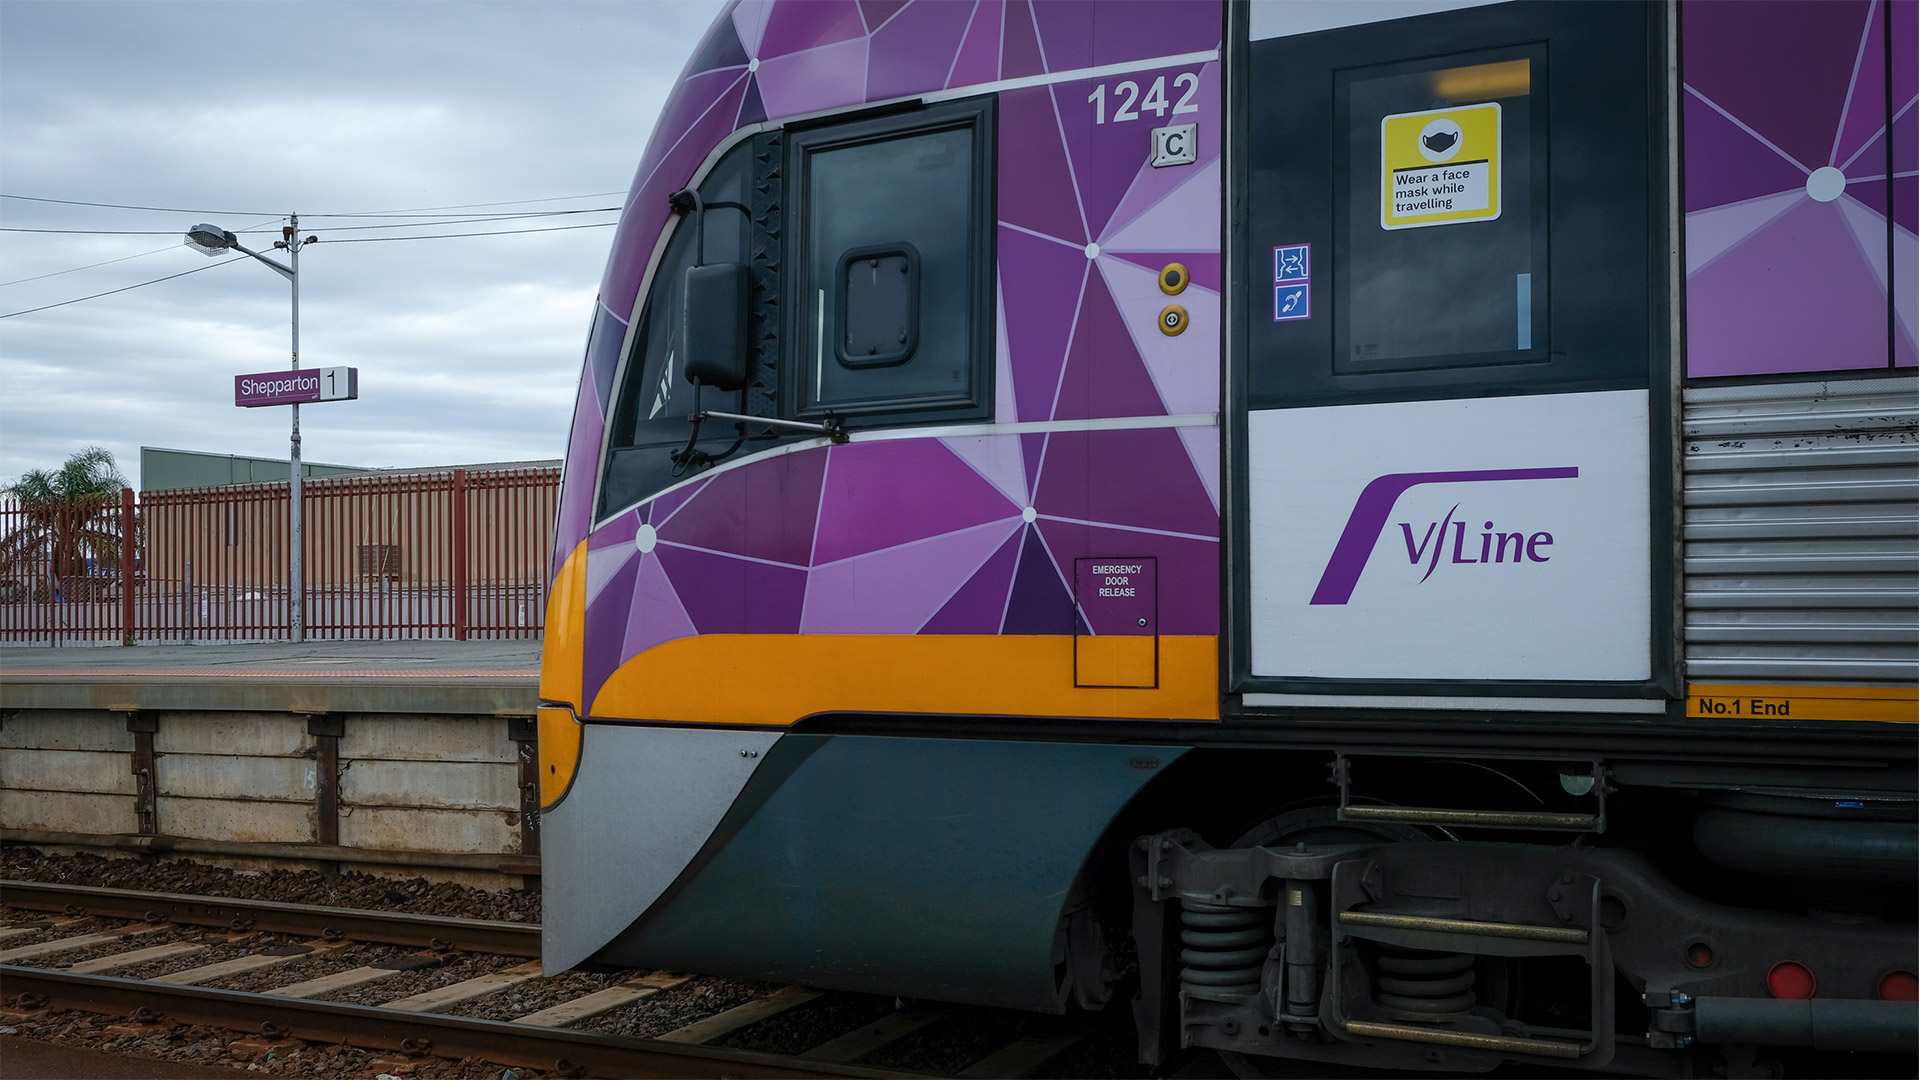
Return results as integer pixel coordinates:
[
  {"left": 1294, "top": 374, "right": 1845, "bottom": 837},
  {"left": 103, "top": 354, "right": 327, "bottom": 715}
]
[{"left": 138, "top": 447, "right": 368, "bottom": 493}]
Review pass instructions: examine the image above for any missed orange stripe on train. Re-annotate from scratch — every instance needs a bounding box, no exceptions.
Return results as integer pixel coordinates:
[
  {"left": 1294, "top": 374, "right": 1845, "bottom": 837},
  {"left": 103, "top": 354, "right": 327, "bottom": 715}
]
[{"left": 588, "top": 634, "right": 1220, "bottom": 727}]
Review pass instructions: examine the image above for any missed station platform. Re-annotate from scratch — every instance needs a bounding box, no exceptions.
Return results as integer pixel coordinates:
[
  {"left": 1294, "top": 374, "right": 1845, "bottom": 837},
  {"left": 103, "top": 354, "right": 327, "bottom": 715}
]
[{"left": 0, "top": 639, "right": 540, "bottom": 715}]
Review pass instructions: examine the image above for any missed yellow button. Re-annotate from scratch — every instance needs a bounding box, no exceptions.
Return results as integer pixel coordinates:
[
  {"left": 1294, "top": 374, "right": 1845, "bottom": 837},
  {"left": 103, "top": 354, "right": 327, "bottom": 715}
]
[
  {"left": 1158, "top": 304, "right": 1189, "bottom": 336},
  {"left": 1159, "top": 262, "right": 1189, "bottom": 295}
]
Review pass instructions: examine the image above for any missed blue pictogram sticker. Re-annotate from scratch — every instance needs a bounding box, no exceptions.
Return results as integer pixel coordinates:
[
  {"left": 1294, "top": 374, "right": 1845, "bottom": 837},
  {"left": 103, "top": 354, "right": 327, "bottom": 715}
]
[
  {"left": 1274, "top": 284, "right": 1310, "bottom": 322},
  {"left": 1273, "top": 243, "right": 1310, "bottom": 285}
]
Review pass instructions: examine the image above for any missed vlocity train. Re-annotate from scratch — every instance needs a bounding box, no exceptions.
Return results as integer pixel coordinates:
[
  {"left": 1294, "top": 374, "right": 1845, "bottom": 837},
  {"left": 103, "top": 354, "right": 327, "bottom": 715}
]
[{"left": 536, "top": 1, "right": 1918, "bottom": 1073}]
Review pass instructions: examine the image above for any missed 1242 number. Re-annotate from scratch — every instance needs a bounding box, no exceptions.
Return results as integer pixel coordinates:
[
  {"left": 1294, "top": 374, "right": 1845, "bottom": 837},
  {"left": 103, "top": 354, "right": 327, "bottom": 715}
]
[{"left": 1087, "top": 72, "right": 1200, "bottom": 125}]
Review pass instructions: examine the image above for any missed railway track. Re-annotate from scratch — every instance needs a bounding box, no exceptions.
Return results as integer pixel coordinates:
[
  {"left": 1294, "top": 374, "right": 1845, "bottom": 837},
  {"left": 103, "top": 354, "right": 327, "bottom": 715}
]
[
  {"left": 0, "top": 880, "right": 1121, "bottom": 1079},
  {"left": 0, "top": 880, "right": 539, "bottom": 955}
]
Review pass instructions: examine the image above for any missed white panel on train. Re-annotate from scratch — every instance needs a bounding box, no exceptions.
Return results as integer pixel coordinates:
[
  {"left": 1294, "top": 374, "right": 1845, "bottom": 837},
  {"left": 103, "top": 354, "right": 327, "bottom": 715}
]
[
  {"left": 1247, "top": 390, "right": 1651, "bottom": 682},
  {"left": 1248, "top": 0, "right": 1508, "bottom": 41},
  {"left": 540, "top": 724, "right": 782, "bottom": 975}
]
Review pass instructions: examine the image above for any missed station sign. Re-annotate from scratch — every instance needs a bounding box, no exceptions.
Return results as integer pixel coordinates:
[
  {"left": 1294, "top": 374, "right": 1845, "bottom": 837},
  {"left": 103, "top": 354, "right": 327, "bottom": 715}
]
[{"left": 234, "top": 367, "right": 358, "bottom": 407}]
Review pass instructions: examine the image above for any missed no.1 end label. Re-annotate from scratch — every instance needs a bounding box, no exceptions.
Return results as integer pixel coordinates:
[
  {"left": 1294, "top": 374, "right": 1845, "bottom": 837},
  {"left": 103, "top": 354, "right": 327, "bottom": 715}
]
[
  {"left": 1687, "top": 685, "right": 1920, "bottom": 724},
  {"left": 1381, "top": 102, "right": 1500, "bottom": 230}
]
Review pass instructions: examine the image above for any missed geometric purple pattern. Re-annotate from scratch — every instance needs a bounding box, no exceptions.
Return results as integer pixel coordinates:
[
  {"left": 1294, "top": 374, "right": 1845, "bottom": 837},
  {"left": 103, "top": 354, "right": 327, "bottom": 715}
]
[
  {"left": 1683, "top": 0, "right": 1918, "bottom": 377},
  {"left": 576, "top": 422, "right": 1224, "bottom": 713},
  {"left": 549, "top": 1, "right": 1229, "bottom": 714},
  {"left": 562, "top": 2, "right": 1227, "bottom": 711},
  {"left": 557, "top": 0, "right": 1226, "bottom": 578}
]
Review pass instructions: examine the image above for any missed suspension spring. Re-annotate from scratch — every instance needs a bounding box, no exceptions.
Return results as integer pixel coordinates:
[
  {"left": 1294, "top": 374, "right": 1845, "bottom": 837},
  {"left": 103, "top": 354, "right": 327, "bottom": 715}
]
[
  {"left": 1373, "top": 945, "right": 1477, "bottom": 1018},
  {"left": 1178, "top": 901, "right": 1270, "bottom": 998}
]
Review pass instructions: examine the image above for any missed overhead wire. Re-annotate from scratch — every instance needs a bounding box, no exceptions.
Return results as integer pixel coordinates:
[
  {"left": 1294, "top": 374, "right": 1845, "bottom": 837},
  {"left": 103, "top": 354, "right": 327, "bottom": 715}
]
[
  {"left": 278, "top": 207, "right": 618, "bottom": 233},
  {"left": 0, "top": 217, "right": 615, "bottom": 316},
  {"left": 0, "top": 190, "right": 627, "bottom": 220},
  {"left": 310, "top": 192, "right": 627, "bottom": 217},
  {"left": 321, "top": 221, "right": 618, "bottom": 243},
  {"left": 0, "top": 243, "right": 181, "bottom": 288},
  {"left": 0, "top": 194, "right": 285, "bottom": 216},
  {"left": 0, "top": 201, "right": 618, "bottom": 316},
  {"left": 1, "top": 208, "right": 618, "bottom": 237},
  {"left": 2, "top": 227, "right": 258, "bottom": 236},
  {"left": 0, "top": 215, "right": 284, "bottom": 289},
  {"left": 0, "top": 256, "right": 245, "bottom": 320}
]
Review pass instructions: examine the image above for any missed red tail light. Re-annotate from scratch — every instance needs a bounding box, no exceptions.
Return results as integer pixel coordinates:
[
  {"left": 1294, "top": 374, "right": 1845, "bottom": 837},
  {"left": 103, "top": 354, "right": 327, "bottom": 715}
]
[
  {"left": 1879, "top": 971, "right": 1918, "bottom": 1001},
  {"left": 1766, "top": 961, "right": 1816, "bottom": 1000}
]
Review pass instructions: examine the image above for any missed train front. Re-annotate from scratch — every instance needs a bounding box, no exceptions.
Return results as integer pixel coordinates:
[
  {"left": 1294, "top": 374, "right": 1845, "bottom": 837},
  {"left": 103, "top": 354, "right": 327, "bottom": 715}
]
[{"left": 534, "top": 0, "right": 1229, "bottom": 1015}]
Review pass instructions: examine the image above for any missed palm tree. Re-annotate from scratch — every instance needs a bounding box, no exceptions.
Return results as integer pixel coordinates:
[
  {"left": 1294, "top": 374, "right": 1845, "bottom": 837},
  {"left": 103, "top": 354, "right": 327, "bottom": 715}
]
[{"left": 0, "top": 446, "right": 129, "bottom": 601}]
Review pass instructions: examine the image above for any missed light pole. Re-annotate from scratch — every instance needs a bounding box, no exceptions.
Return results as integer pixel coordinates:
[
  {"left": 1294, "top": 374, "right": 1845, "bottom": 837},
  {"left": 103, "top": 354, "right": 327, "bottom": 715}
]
[{"left": 185, "top": 218, "right": 317, "bottom": 642}]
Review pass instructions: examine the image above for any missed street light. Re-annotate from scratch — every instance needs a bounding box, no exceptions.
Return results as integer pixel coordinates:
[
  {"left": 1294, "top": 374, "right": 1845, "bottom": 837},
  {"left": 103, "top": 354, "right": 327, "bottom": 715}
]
[{"left": 185, "top": 216, "right": 318, "bottom": 642}]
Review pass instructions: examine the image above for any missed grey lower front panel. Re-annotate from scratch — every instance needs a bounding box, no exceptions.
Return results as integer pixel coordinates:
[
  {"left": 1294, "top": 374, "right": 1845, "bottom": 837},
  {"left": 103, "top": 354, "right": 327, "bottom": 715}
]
[
  {"left": 541, "top": 723, "right": 783, "bottom": 973},
  {"left": 578, "top": 731, "right": 1186, "bottom": 1012}
]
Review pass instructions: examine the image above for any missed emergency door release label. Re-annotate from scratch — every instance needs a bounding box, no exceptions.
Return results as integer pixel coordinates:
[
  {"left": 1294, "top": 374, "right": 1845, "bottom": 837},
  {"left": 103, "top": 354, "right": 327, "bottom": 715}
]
[
  {"left": 1075, "top": 558, "right": 1157, "bottom": 634},
  {"left": 1381, "top": 102, "right": 1500, "bottom": 230}
]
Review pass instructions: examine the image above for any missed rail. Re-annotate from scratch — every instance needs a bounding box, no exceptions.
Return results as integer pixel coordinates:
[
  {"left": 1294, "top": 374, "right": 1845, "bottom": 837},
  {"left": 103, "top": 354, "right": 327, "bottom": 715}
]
[
  {"left": 1, "top": 967, "right": 906, "bottom": 1080},
  {"left": 0, "top": 881, "right": 539, "bottom": 957},
  {"left": 2, "top": 881, "right": 1110, "bottom": 1078}
]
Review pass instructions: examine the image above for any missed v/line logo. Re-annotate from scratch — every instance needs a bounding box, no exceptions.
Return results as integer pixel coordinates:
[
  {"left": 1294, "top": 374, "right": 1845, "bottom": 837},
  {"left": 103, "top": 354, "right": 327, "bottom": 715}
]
[
  {"left": 1309, "top": 467, "right": 1579, "bottom": 606},
  {"left": 1401, "top": 504, "right": 1558, "bottom": 584}
]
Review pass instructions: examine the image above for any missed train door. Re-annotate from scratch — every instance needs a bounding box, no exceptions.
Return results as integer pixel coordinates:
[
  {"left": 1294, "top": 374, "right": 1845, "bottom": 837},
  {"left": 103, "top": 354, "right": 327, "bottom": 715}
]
[{"left": 1225, "top": 0, "right": 1677, "bottom": 712}]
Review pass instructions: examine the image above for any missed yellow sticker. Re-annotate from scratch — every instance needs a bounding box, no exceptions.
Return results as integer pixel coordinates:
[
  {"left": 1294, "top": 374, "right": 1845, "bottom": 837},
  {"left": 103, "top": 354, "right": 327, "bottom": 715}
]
[
  {"left": 1686, "top": 685, "right": 1918, "bottom": 724},
  {"left": 1381, "top": 102, "right": 1501, "bottom": 230}
]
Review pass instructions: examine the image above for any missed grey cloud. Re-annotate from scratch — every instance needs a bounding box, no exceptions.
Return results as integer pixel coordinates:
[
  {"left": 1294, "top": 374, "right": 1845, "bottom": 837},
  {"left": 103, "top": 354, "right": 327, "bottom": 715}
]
[{"left": 0, "top": 0, "right": 724, "bottom": 483}]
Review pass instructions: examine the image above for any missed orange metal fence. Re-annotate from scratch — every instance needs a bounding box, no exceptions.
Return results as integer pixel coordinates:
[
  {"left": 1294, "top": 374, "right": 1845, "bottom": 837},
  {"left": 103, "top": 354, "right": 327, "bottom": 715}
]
[{"left": 0, "top": 467, "right": 559, "bottom": 644}]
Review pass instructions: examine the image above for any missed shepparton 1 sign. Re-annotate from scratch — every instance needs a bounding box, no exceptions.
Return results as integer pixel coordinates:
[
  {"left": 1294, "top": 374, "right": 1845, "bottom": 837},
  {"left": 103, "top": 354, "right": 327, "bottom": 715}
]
[
  {"left": 234, "top": 367, "right": 359, "bottom": 408},
  {"left": 1246, "top": 390, "right": 1652, "bottom": 683}
]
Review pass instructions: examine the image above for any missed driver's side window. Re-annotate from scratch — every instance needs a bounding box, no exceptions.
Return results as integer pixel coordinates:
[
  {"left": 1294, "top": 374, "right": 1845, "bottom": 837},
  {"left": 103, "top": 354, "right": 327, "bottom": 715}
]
[
  {"left": 598, "top": 142, "right": 753, "bottom": 517},
  {"left": 596, "top": 97, "right": 995, "bottom": 522}
]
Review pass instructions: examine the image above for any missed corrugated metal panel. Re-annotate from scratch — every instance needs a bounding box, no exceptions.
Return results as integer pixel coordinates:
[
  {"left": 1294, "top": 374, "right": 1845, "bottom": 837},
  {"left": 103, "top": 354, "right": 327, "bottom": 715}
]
[{"left": 1683, "top": 376, "right": 1918, "bottom": 685}]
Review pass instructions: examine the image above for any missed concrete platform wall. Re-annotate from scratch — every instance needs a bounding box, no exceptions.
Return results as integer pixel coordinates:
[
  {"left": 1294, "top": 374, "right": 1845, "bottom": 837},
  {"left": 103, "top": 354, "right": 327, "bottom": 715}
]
[
  {"left": 154, "top": 712, "right": 316, "bottom": 844},
  {"left": 341, "top": 716, "right": 522, "bottom": 855},
  {"left": 0, "top": 705, "right": 537, "bottom": 880},
  {"left": 0, "top": 711, "right": 136, "bottom": 835}
]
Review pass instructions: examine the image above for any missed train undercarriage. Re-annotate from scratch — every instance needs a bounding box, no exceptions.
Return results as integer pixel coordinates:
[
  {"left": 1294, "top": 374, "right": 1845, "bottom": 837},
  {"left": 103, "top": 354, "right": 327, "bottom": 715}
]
[{"left": 1101, "top": 753, "right": 1918, "bottom": 1077}]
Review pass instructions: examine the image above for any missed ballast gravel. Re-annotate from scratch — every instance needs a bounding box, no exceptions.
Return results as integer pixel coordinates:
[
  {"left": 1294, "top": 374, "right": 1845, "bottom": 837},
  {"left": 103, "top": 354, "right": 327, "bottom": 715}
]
[
  {"left": 711, "top": 990, "right": 897, "bottom": 1055},
  {"left": 448, "top": 968, "right": 628, "bottom": 1021},
  {"left": 0, "top": 918, "right": 93, "bottom": 953},
  {"left": 107, "top": 933, "right": 307, "bottom": 981},
  {"left": 316, "top": 951, "right": 513, "bottom": 1005},
  {"left": 574, "top": 976, "right": 781, "bottom": 1040},
  {"left": 2, "top": 847, "right": 539, "bottom": 923},
  {"left": 2, "top": 1011, "right": 553, "bottom": 1079},
  {"left": 864, "top": 1004, "right": 1037, "bottom": 1074},
  {"left": 1038, "top": 1015, "right": 1158, "bottom": 1078},
  {"left": 10, "top": 925, "right": 196, "bottom": 968},
  {"left": 0, "top": 845, "right": 1163, "bottom": 1076},
  {"left": 197, "top": 945, "right": 391, "bottom": 993}
]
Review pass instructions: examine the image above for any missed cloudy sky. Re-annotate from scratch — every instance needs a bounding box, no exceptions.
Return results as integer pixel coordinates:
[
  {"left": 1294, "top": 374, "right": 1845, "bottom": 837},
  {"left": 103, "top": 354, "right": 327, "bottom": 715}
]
[{"left": 0, "top": 0, "right": 724, "bottom": 486}]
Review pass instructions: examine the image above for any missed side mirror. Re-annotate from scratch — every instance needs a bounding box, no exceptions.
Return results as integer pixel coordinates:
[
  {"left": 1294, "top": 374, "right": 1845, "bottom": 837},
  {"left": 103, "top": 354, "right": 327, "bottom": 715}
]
[{"left": 682, "top": 262, "right": 750, "bottom": 391}]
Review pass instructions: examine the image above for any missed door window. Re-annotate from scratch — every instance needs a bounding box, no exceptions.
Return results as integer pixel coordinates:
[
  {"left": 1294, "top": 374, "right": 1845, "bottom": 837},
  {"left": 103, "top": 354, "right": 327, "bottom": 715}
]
[
  {"left": 789, "top": 100, "right": 994, "bottom": 419},
  {"left": 1336, "top": 49, "right": 1547, "bottom": 372}
]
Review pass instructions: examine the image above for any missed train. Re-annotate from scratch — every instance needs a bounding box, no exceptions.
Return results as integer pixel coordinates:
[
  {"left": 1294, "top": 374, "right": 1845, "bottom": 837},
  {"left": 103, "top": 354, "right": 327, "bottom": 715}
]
[{"left": 535, "top": 0, "right": 1919, "bottom": 1074}]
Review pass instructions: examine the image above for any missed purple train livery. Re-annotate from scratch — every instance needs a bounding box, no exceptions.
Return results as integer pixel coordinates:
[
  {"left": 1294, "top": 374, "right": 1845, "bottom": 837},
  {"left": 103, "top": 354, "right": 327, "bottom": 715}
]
[{"left": 535, "top": 1, "right": 1918, "bottom": 1072}]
